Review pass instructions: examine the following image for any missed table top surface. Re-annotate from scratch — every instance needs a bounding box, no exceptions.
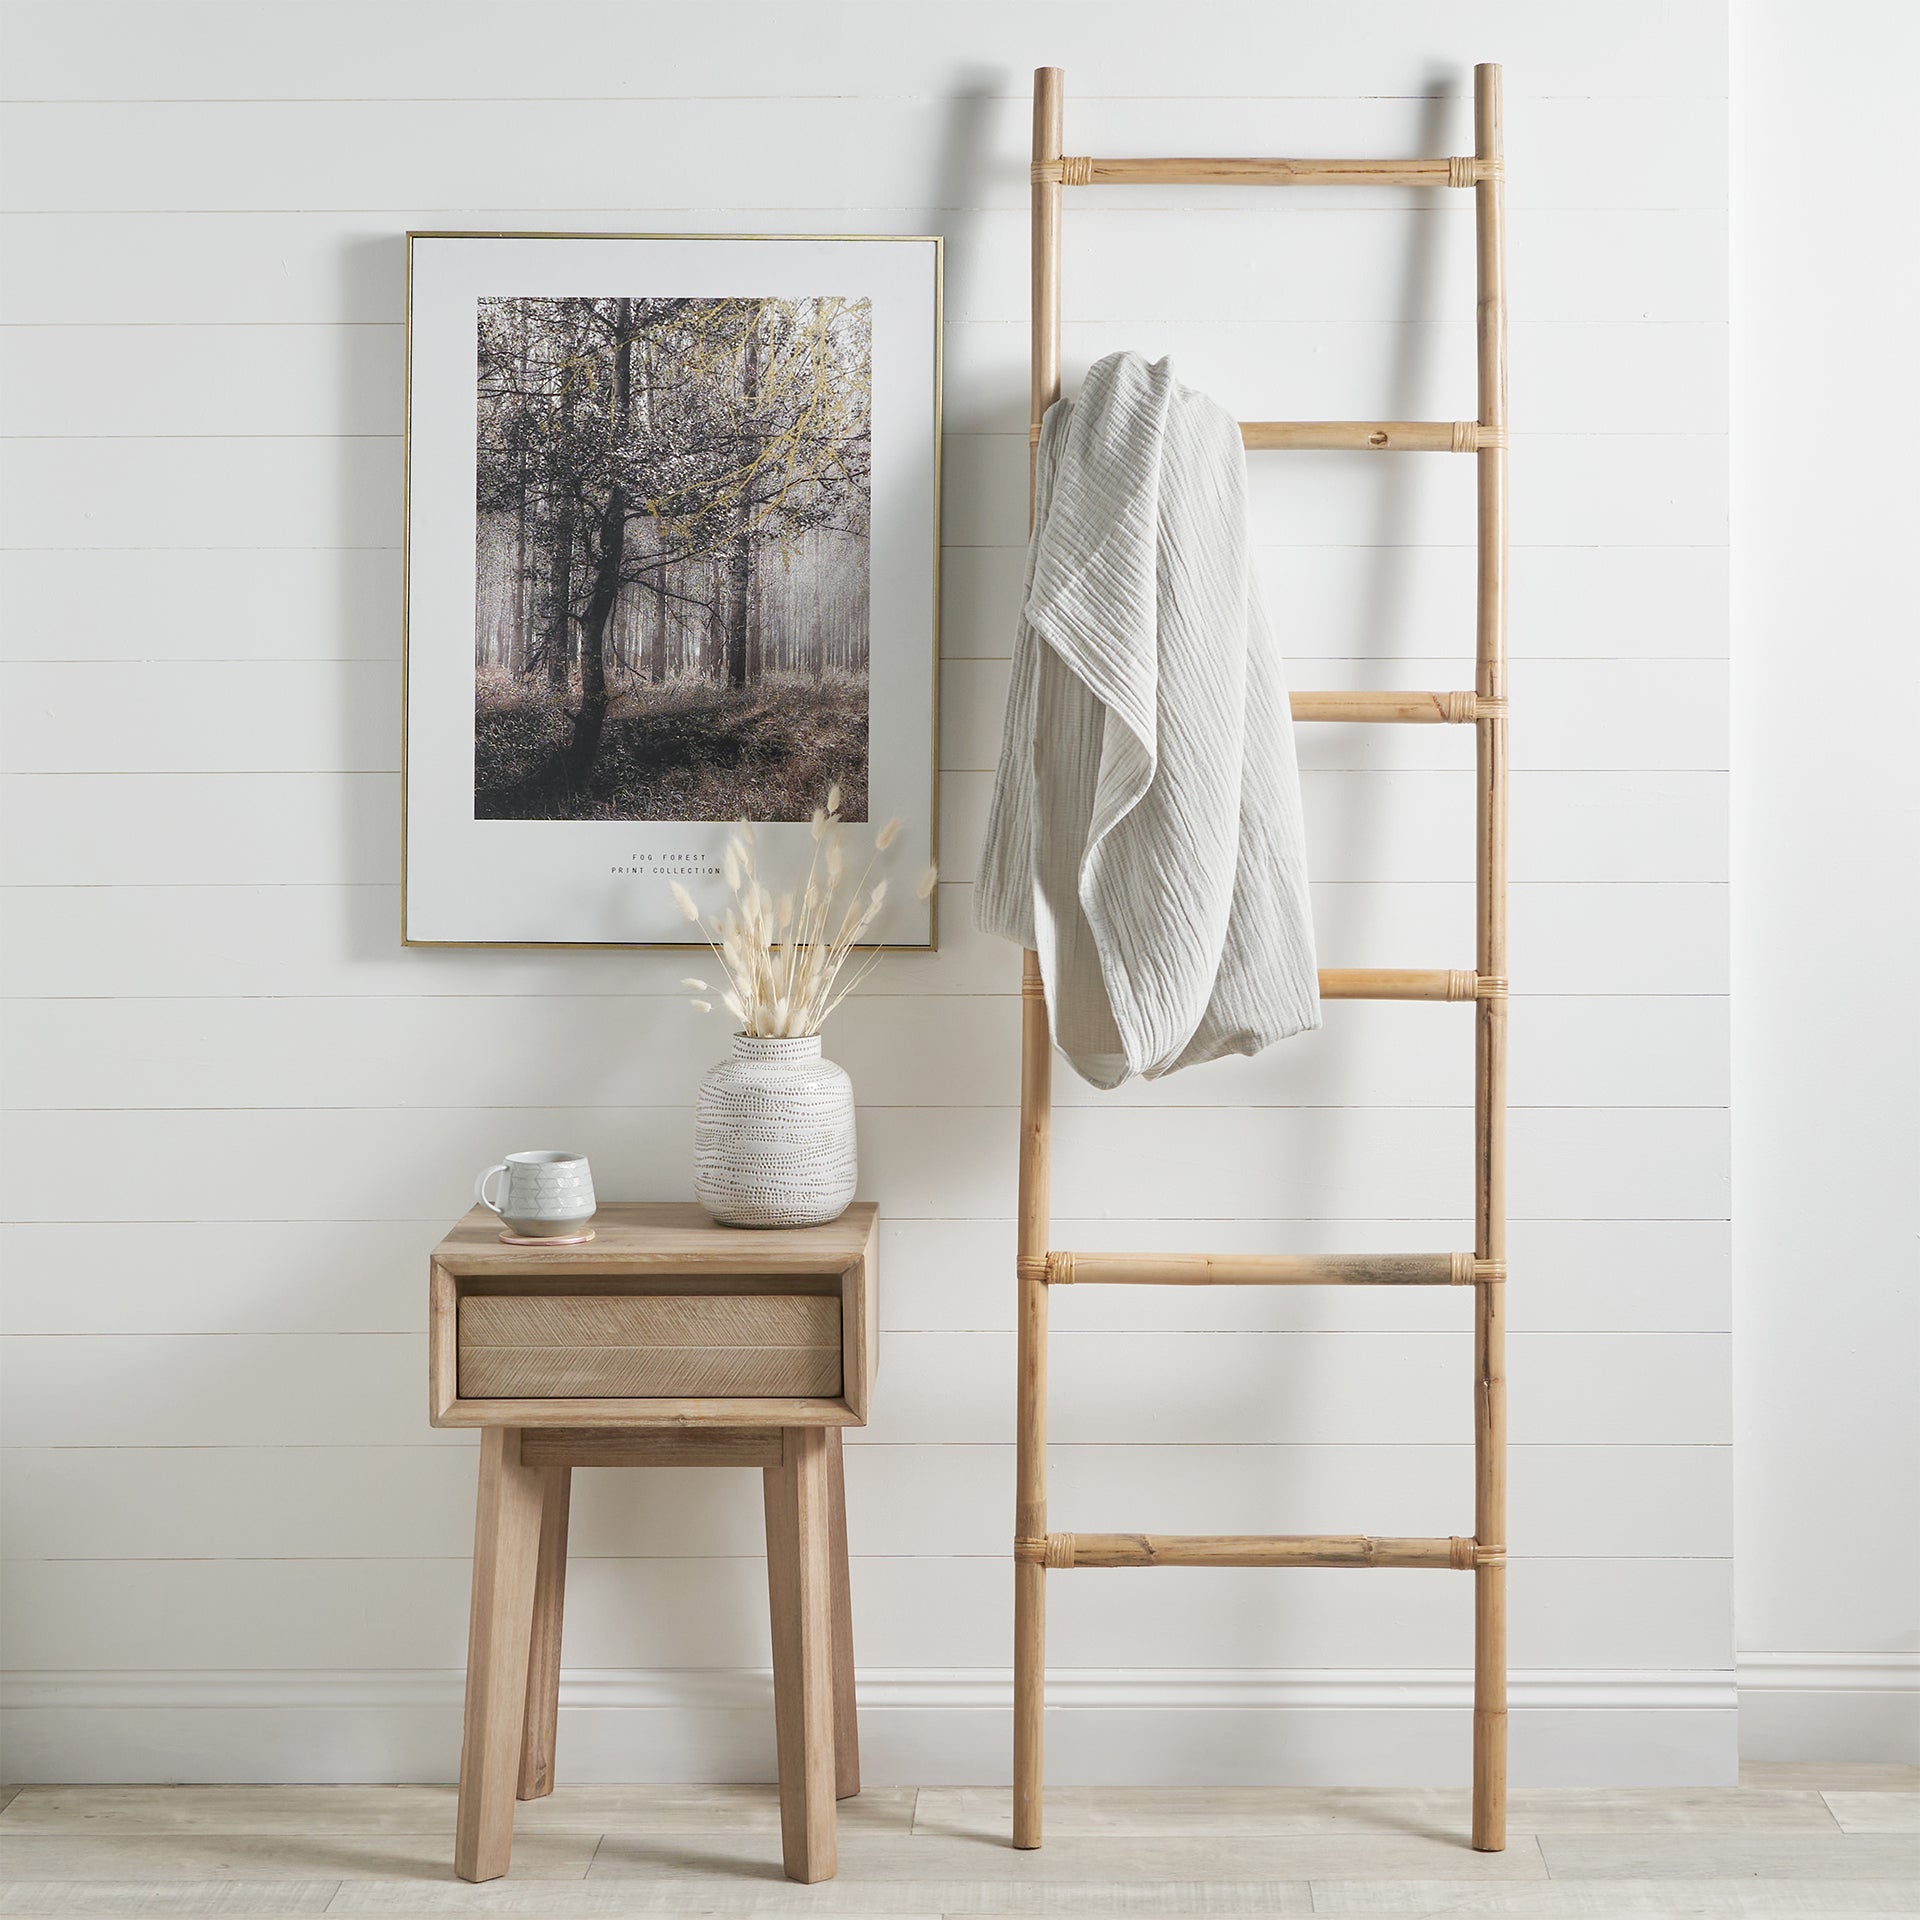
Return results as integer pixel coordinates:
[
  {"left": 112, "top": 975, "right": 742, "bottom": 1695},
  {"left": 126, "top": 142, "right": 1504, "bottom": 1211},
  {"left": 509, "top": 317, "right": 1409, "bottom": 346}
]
[{"left": 433, "top": 1201, "right": 879, "bottom": 1277}]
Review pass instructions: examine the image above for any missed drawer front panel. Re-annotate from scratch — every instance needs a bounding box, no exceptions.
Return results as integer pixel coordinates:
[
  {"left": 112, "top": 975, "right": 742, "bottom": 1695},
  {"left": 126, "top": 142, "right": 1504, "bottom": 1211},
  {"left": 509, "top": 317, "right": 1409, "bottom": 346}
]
[{"left": 457, "top": 1291, "right": 842, "bottom": 1400}]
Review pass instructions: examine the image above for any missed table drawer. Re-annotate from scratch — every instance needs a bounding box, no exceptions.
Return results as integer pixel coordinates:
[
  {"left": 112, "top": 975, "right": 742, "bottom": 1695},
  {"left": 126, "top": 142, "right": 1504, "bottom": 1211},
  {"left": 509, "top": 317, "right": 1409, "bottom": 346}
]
[{"left": 458, "top": 1292, "right": 843, "bottom": 1399}]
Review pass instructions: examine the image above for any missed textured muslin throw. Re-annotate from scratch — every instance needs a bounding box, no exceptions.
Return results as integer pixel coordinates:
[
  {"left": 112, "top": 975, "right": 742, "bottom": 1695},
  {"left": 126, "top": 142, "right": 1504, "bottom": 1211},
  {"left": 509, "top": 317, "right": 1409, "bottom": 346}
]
[{"left": 976, "top": 351, "right": 1320, "bottom": 1087}]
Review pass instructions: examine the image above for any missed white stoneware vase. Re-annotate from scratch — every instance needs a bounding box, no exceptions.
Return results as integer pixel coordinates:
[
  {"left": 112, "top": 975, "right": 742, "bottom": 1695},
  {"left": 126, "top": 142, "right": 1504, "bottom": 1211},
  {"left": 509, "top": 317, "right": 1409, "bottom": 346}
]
[{"left": 694, "top": 1034, "right": 857, "bottom": 1228}]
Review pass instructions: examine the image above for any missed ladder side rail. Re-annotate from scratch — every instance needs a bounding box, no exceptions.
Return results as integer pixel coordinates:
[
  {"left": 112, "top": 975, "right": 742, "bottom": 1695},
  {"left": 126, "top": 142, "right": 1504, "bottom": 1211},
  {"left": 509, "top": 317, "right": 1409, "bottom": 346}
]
[
  {"left": 1471, "top": 60, "right": 1511, "bottom": 1856},
  {"left": 1012, "top": 66, "right": 1064, "bottom": 1857}
]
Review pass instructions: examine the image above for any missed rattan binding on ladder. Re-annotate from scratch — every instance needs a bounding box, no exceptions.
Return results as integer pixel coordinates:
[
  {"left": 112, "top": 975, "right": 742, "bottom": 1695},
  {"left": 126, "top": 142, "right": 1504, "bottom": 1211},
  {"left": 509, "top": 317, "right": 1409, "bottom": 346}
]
[{"left": 1013, "top": 64, "right": 1510, "bottom": 1855}]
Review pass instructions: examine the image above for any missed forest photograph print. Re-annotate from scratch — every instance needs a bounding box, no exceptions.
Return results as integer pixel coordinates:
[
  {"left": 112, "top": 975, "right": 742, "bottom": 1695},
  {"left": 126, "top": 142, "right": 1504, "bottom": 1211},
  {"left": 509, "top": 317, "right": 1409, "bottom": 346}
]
[
  {"left": 404, "top": 233, "right": 938, "bottom": 948},
  {"left": 473, "top": 293, "right": 873, "bottom": 823}
]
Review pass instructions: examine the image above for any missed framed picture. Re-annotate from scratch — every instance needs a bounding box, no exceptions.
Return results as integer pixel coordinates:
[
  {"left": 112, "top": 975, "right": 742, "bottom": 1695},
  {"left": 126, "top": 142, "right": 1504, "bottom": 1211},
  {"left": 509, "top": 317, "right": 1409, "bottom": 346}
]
[{"left": 403, "top": 232, "right": 942, "bottom": 947}]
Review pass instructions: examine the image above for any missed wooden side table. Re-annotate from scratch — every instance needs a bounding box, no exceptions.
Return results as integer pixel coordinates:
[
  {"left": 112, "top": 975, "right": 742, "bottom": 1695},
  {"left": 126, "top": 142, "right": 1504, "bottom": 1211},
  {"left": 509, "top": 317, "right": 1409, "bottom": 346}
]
[{"left": 428, "top": 1201, "right": 879, "bottom": 1885}]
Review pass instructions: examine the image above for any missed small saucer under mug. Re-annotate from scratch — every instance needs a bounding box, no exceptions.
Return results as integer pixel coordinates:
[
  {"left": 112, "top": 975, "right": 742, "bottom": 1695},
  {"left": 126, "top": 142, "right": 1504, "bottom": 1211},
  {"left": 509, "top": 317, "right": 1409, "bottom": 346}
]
[{"left": 475, "top": 1150, "right": 596, "bottom": 1244}]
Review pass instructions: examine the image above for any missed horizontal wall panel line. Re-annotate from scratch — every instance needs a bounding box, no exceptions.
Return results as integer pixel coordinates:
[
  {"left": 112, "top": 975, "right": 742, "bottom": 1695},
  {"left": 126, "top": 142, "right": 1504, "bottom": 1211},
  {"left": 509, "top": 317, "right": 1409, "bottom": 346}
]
[
  {"left": 5, "top": 541, "right": 1732, "bottom": 553},
  {"left": 0, "top": 1212, "right": 1732, "bottom": 1220},
  {"left": 1, "top": 1329, "right": 1733, "bottom": 1342},
  {"left": 0, "top": 1666, "right": 1739, "bottom": 1715},
  {"left": 0, "top": 199, "right": 1714, "bottom": 212},
  {"left": 4, "top": 429, "right": 1706, "bottom": 443},
  {"left": 0, "top": 1217, "right": 1736, "bottom": 1227},
  {"left": 0, "top": 89, "right": 1720, "bottom": 101},
  {"left": 0, "top": 879, "right": 1731, "bottom": 887},
  {"left": 4, "top": 1553, "right": 1726, "bottom": 1565},
  {"left": 2, "top": 1557, "right": 1738, "bottom": 1572},
  {"left": 0, "top": 992, "right": 1731, "bottom": 1004},
  {"left": 0, "top": 656, "right": 1736, "bottom": 666},
  {"left": 0, "top": 764, "right": 1736, "bottom": 778},
  {"left": 0, "top": 1103, "right": 1730, "bottom": 1114},
  {"left": 0, "top": 880, "right": 1732, "bottom": 889},
  {"left": 2, "top": 433, "right": 403, "bottom": 442},
  {"left": 0, "top": 316, "right": 1720, "bottom": 326},
  {"left": 4, "top": 1440, "right": 1737, "bottom": 1449}
]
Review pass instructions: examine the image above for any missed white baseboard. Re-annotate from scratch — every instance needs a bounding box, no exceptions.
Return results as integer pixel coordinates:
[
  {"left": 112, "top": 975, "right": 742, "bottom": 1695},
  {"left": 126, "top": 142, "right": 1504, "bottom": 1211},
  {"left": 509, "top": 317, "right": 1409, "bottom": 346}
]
[
  {"left": 0, "top": 1666, "right": 1737, "bottom": 1785},
  {"left": 1737, "top": 1651, "right": 1920, "bottom": 1762}
]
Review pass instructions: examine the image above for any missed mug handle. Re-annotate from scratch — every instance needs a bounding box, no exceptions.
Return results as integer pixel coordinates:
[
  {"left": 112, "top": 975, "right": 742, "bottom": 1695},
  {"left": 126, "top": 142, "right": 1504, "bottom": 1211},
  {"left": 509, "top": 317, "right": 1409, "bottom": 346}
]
[{"left": 475, "top": 1164, "right": 510, "bottom": 1215}]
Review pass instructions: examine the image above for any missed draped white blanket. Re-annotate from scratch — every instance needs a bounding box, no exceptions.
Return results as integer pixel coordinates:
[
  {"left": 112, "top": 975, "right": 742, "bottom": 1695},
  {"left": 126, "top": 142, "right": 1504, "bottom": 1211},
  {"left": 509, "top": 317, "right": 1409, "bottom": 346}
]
[{"left": 976, "top": 352, "right": 1320, "bottom": 1088}]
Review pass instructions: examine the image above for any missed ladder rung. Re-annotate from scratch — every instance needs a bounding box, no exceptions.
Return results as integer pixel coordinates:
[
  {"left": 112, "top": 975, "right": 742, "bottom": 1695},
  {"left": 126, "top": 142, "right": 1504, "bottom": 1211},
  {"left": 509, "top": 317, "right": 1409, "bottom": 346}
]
[
  {"left": 1046, "top": 1250, "right": 1497, "bottom": 1287},
  {"left": 1292, "top": 690, "right": 1494, "bottom": 723},
  {"left": 1037, "top": 156, "right": 1493, "bottom": 189},
  {"left": 1320, "top": 968, "right": 1504, "bottom": 1001},
  {"left": 1021, "top": 967, "right": 1501, "bottom": 1005},
  {"left": 1243, "top": 420, "right": 1496, "bottom": 452},
  {"left": 1017, "top": 1532, "right": 1486, "bottom": 1569}
]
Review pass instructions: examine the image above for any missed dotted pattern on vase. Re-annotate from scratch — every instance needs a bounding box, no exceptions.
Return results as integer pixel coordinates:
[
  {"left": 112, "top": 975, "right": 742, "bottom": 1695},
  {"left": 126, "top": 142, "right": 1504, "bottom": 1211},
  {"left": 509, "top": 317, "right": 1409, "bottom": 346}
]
[{"left": 694, "top": 1036, "right": 858, "bottom": 1228}]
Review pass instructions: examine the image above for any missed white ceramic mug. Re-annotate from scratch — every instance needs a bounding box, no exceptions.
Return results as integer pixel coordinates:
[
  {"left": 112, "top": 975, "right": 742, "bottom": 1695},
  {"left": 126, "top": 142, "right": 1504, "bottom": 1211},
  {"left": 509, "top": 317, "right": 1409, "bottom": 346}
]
[{"left": 475, "top": 1150, "right": 596, "bottom": 1239}]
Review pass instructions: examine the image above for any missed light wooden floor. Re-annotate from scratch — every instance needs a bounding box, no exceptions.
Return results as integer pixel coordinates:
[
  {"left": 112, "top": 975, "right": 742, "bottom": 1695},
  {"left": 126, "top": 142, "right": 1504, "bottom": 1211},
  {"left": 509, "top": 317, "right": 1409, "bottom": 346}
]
[{"left": 0, "top": 1766, "right": 1914, "bottom": 1916}]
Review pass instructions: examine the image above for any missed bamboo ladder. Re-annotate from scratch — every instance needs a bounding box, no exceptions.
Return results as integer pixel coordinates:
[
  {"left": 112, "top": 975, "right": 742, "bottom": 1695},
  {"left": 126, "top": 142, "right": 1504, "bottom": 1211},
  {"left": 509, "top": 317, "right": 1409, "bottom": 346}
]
[{"left": 1013, "top": 64, "right": 1510, "bottom": 1852}]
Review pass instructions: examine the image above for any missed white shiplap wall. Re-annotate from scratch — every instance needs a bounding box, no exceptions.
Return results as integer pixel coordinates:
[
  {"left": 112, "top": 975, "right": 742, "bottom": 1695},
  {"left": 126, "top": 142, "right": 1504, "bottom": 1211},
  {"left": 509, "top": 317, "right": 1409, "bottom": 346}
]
[
  {"left": 1730, "top": 0, "right": 1920, "bottom": 1761},
  {"left": 0, "top": 1, "right": 1731, "bottom": 1783}
]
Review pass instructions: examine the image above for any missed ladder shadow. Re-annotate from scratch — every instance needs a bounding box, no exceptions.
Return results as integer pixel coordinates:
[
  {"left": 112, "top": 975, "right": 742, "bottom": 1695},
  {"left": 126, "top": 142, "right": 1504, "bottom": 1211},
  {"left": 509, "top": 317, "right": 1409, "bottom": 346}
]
[{"left": 1241, "top": 72, "right": 1476, "bottom": 1690}]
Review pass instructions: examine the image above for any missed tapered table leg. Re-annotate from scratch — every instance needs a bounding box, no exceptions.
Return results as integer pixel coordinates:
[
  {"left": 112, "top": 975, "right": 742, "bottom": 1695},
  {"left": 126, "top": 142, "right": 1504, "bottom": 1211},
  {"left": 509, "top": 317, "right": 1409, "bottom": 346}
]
[
  {"left": 518, "top": 1462, "right": 571, "bottom": 1800},
  {"left": 824, "top": 1427, "right": 860, "bottom": 1799},
  {"left": 764, "top": 1425, "right": 837, "bottom": 1883},
  {"left": 455, "top": 1428, "right": 547, "bottom": 1882}
]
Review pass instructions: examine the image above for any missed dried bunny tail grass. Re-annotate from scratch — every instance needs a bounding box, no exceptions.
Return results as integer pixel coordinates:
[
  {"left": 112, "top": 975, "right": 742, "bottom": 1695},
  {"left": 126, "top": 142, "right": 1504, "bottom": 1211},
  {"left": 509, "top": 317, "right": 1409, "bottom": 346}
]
[
  {"left": 852, "top": 880, "right": 889, "bottom": 939},
  {"left": 916, "top": 863, "right": 939, "bottom": 901},
  {"left": 689, "top": 999, "right": 712, "bottom": 1013},
  {"left": 665, "top": 788, "right": 925, "bottom": 1037},
  {"left": 832, "top": 883, "right": 868, "bottom": 946},
  {"left": 818, "top": 924, "right": 891, "bottom": 1021}
]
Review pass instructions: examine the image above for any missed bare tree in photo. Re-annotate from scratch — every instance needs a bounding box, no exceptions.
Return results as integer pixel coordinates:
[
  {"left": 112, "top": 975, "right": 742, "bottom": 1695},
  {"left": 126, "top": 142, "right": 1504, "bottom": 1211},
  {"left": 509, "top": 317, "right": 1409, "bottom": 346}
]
[{"left": 474, "top": 294, "right": 872, "bottom": 821}]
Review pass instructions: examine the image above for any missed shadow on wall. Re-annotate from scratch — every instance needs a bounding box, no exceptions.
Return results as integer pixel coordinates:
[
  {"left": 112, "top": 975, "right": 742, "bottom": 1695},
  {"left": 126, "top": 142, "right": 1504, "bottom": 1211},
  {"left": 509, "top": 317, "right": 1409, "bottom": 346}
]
[
  {"left": 335, "top": 62, "right": 1008, "bottom": 960},
  {"left": 1283, "top": 73, "right": 1466, "bottom": 1276},
  {"left": 934, "top": 67, "right": 1012, "bottom": 328},
  {"left": 344, "top": 227, "right": 405, "bottom": 968}
]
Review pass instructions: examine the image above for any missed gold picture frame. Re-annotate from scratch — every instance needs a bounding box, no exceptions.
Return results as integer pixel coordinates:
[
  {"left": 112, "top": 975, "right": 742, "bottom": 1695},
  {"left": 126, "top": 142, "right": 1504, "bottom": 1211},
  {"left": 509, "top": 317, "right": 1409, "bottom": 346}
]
[{"left": 402, "top": 231, "right": 943, "bottom": 949}]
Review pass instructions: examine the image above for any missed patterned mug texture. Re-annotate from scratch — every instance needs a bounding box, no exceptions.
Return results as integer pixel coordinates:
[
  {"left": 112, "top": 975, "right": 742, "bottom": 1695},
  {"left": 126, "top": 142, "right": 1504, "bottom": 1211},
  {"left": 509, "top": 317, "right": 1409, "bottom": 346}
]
[{"left": 475, "top": 1150, "right": 596, "bottom": 1237}]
